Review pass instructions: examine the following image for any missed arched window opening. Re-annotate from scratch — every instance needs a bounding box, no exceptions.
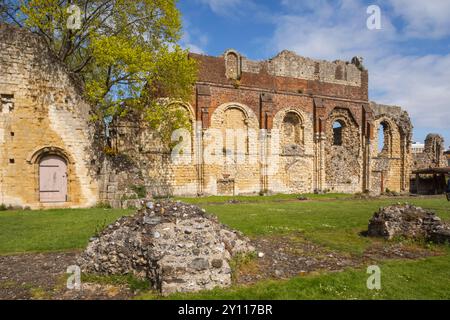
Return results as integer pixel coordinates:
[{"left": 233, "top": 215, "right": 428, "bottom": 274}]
[
  {"left": 333, "top": 121, "right": 344, "bottom": 146},
  {"left": 378, "top": 121, "right": 391, "bottom": 156},
  {"left": 281, "top": 112, "right": 304, "bottom": 155},
  {"left": 282, "top": 112, "right": 303, "bottom": 146}
]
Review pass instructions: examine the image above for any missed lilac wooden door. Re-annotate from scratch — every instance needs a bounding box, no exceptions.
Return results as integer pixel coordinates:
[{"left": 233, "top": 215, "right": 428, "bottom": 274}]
[{"left": 39, "top": 155, "right": 67, "bottom": 202}]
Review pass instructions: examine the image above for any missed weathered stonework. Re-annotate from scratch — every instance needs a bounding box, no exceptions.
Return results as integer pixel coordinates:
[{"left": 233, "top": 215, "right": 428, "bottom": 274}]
[
  {"left": 368, "top": 204, "right": 450, "bottom": 243},
  {"left": 0, "top": 24, "right": 98, "bottom": 208},
  {"left": 412, "top": 134, "right": 447, "bottom": 171},
  {"left": 409, "top": 134, "right": 447, "bottom": 195},
  {"left": 78, "top": 201, "right": 255, "bottom": 295},
  {"left": 97, "top": 49, "right": 413, "bottom": 203},
  {"left": 370, "top": 103, "right": 412, "bottom": 194}
]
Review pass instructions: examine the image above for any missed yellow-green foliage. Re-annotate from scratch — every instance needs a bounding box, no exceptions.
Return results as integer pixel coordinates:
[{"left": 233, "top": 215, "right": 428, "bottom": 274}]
[{"left": 4, "top": 0, "right": 197, "bottom": 141}]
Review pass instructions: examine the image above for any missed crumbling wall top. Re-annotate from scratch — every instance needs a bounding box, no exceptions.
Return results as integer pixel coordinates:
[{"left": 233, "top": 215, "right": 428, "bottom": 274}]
[{"left": 237, "top": 49, "right": 364, "bottom": 87}]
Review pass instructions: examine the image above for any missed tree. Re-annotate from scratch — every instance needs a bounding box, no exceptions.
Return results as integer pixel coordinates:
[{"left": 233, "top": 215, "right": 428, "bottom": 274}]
[{"left": 0, "top": 0, "right": 197, "bottom": 144}]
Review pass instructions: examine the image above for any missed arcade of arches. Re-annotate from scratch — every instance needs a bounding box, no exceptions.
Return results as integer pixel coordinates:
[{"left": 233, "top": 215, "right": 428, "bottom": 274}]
[{"left": 0, "top": 23, "right": 414, "bottom": 208}]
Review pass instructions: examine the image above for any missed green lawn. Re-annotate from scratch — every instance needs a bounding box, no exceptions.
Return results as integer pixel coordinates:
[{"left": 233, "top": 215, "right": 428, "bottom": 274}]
[
  {"left": 175, "top": 192, "right": 351, "bottom": 204},
  {"left": 196, "top": 197, "right": 450, "bottom": 254},
  {"left": 1, "top": 195, "right": 449, "bottom": 299},
  {"left": 0, "top": 208, "right": 133, "bottom": 255},
  {"left": 137, "top": 251, "right": 450, "bottom": 300}
]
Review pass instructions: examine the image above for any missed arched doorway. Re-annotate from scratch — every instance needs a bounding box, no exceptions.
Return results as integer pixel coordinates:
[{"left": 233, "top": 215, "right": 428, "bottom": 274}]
[{"left": 39, "top": 155, "right": 68, "bottom": 202}]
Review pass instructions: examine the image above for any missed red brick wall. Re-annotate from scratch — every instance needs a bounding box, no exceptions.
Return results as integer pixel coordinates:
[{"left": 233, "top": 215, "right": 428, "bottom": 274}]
[{"left": 190, "top": 53, "right": 369, "bottom": 132}]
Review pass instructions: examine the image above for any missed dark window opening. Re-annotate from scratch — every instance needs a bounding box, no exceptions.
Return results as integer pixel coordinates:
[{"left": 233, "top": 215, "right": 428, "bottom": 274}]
[
  {"left": 333, "top": 121, "right": 343, "bottom": 146},
  {"left": 1, "top": 94, "right": 14, "bottom": 113}
]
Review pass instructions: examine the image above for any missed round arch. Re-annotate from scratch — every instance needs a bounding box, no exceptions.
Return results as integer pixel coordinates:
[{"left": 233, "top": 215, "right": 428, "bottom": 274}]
[
  {"left": 166, "top": 101, "right": 196, "bottom": 121},
  {"left": 373, "top": 116, "right": 400, "bottom": 157},
  {"left": 272, "top": 107, "right": 308, "bottom": 128},
  {"left": 210, "top": 102, "right": 259, "bottom": 129},
  {"left": 325, "top": 107, "right": 360, "bottom": 133},
  {"left": 26, "top": 146, "right": 74, "bottom": 165},
  {"left": 26, "top": 146, "right": 73, "bottom": 203}
]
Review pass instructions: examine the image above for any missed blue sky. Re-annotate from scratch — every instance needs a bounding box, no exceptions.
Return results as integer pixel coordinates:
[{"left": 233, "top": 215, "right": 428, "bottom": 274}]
[{"left": 178, "top": 0, "right": 450, "bottom": 148}]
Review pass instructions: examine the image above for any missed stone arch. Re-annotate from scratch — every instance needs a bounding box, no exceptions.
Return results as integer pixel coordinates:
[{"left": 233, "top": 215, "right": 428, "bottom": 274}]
[
  {"left": 211, "top": 102, "right": 259, "bottom": 159},
  {"left": 206, "top": 103, "right": 261, "bottom": 195},
  {"left": 370, "top": 115, "right": 406, "bottom": 194},
  {"left": 283, "top": 112, "right": 303, "bottom": 144},
  {"left": 375, "top": 117, "right": 395, "bottom": 157},
  {"left": 373, "top": 116, "right": 400, "bottom": 158},
  {"left": 27, "top": 145, "right": 74, "bottom": 165},
  {"left": 271, "top": 107, "right": 314, "bottom": 193},
  {"left": 210, "top": 102, "right": 259, "bottom": 130},
  {"left": 166, "top": 101, "right": 195, "bottom": 121},
  {"left": 273, "top": 107, "right": 310, "bottom": 155},
  {"left": 166, "top": 101, "right": 196, "bottom": 157},
  {"left": 326, "top": 107, "right": 359, "bottom": 147},
  {"left": 332, "top": 120, "right": 344, "bottom": 146},
  {"left": 325, "top": 107, "right": 359, "bottom": 128}
]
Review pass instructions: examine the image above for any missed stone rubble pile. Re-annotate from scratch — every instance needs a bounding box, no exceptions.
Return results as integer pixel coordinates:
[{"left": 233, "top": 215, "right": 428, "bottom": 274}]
[
  {"left": 368, "top": 204, "right": 450, "bottom": 243},
  {"left": 77, "top": 200, "right": 255, "bottom": 295}
]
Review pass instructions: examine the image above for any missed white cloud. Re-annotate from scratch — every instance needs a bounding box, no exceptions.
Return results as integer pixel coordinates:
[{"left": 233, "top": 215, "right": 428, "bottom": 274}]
[
  {"left": 371, "top": 54, "right": 450, "bottom": 129},
  {"left": 271, "top": 0, "right": 397, "bottom": 60},
  {"left": 180, "top": 19, "right": 209, "bottom": 54},
  {"left": 196, "top": 0, "right": 243, "bottom": 15},
  {"left": 388, "top": 0, "right": 450, "bottom": 38},
  {"left": 268, "top": 0, "right": 450, "bottom": 132},
  {"left": 195, "top": 0, "right": 270, "bottom": 20},
  {"left": 189, "top": 0, "right": 450, "bottom": 134}
]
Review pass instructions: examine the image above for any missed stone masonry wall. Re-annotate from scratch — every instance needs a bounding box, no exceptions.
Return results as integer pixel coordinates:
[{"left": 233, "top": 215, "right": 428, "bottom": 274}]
[
  {"left": 412, "top": 134, "right": 447, "bottom": 171},
  {"left": 99, "top": 49, "right": 412, "bottom": 203},
  {"left": 369, "top": 102, "right": 412, "bottom": 194},
  {"left": 0, "top": 24, "right": 98, "bottom": 208},
  {"left": 0, "top": 31, "right": 413, "bottom": 207}
]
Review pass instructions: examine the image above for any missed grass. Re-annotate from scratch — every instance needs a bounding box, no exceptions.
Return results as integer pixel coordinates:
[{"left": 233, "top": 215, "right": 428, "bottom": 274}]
[
  {"left": 175, "top": 193, "right": 351, "bottom": 204},
  {"left": 193, "top": 197, "right": 450, "bottom": 255},
  {"left": 0, "top": 207, "right": 133, "bottom": 255},
  {"left": 137, "top": 250, "right": 450, "bottom": 300},
  {"left": 81, "top": 274, "right": 150, "bottom": 292}
]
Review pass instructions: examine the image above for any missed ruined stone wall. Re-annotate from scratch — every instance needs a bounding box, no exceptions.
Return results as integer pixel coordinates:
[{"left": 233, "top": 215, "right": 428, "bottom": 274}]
[
  {"left": 241, "top": 50, "right": 362, "bottom": 87},
  {"left": 269, "top": 107, "right": 314, "bottom": 194},
  {"left": 0, "top": 31, "right": 413, "bottom": 208},
  {"left": 412, "top": 134, "right": 447, "bottom": 171},
  {"left": 100, "top": 49, "right": 412, "bottom": 203},
  {"left": 369, "top": 103, "right": 412, "bottom": 194},
  {"left": 324, "top": 107, "right": 363, "bottom": 193},
  {"left": 0, "top": 24, "right": 98, "bottom": 208},
  {"left": 98, "top": 105, "right": 200, "bottom": 207}
]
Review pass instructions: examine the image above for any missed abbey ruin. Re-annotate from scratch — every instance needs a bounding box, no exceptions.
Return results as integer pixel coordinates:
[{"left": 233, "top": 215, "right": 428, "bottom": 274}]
[{"left": 0, "top": 24, "right": 416, "bottom": 209}]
